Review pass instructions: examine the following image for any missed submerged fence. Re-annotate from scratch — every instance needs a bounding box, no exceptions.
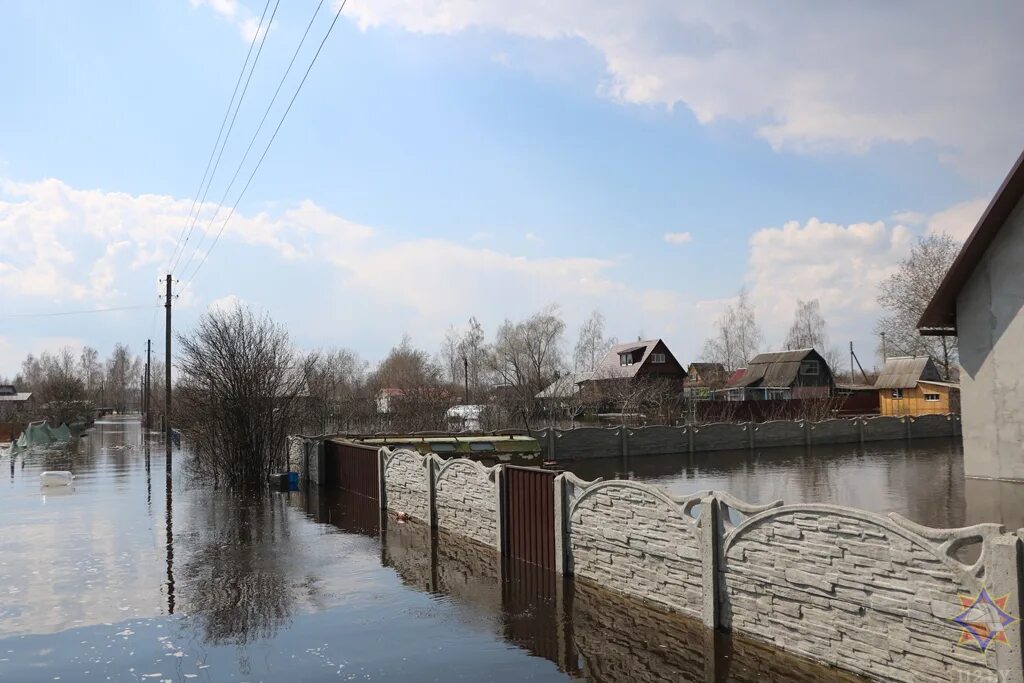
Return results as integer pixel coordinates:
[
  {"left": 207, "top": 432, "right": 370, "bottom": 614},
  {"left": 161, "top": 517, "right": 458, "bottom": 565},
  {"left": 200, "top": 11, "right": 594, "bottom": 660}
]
[{"left": 537, "top": 413, "right": 962, "bottom": 460}]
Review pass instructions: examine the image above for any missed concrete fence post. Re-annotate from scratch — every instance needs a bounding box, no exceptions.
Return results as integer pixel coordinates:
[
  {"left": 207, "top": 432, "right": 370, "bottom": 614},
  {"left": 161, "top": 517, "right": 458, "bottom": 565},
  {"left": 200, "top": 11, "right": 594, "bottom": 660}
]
[
  {"left": 495, "top": 465, "right": 507, "bottom": 556},
  {"left": 621, "top": 428, "right": 629, "bottom": 459},
  {"left": 699, "top": 493, "right": 723, "bottom": 629},
  {"left": 548, "top": 428, "right": 557, "bottom": 461},
  {"left": 905, "top": 416, "right": 913, "bottom": 441},
  {"left": 747, "top": 422, "right": 754, "bottom": 450},
  {"left": 688, "top": 426, "right": 695, "bottom": 454},
  {"left": 553, "top": 474, "right": 567, "bottom": 575},
  {"left": 858, "top": 418, "right": 865, "bottom": 447},
  {"left": 803, "top": 421, "right": 811, "bottom": 447},
  {"left": 426, "top": 457, "right": 438, "bottom": 529},
  {"left": 988, "top": 533, "right": 1024, "bottom": 683}
]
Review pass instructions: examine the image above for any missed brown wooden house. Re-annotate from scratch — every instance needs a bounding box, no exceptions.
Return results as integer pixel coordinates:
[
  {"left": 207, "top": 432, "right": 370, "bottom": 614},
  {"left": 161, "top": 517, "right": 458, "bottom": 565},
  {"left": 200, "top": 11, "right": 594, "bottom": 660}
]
[{"left": 581, "top": 339, "right": 687, "bottom": 391}]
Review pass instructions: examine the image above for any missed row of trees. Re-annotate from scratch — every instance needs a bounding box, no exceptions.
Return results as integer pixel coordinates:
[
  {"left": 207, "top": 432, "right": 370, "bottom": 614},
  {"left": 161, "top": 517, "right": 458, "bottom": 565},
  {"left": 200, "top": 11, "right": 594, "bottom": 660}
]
[{"left": 1, "top": 345, "right": 152, "bottom": 424}]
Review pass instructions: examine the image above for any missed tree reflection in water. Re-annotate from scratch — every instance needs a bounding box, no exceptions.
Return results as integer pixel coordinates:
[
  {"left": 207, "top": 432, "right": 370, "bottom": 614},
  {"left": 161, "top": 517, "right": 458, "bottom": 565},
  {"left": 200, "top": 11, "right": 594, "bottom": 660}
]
[{"left": 181, "top": 492, "right": 303, "bottom": 645}]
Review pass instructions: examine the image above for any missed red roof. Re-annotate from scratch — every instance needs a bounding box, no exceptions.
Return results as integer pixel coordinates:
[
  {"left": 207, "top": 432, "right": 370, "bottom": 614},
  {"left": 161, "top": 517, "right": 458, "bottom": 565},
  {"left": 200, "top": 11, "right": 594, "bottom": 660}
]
[{"left": 726, "top": 368, "right": 747, "bottom": 387}]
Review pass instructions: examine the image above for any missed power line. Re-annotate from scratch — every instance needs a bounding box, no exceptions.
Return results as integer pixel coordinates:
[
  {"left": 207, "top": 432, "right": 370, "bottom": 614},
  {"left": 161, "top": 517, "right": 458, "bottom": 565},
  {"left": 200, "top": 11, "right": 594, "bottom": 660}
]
[
  {"left": 179, "top": 0, "right": 327, "bottom": 279},
  {"left": 2, "top": 304, "right": 162, "bottom": 319},
  {"left": 166, "top": 0, "right": 277, "bottom": 275},
  {"left": 179, "top": 0, "right": 349, "bottom": 294}
]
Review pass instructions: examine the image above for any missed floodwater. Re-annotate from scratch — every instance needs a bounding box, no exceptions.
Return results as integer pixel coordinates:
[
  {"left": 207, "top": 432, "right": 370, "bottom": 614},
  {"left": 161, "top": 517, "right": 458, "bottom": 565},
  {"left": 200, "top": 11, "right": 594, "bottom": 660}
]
[
  {"left": 4, "top": 418, "right": 1003, "bottom": 682},
  {"left": 567, "top": 437, "right": 1024, "bottom": 531}
]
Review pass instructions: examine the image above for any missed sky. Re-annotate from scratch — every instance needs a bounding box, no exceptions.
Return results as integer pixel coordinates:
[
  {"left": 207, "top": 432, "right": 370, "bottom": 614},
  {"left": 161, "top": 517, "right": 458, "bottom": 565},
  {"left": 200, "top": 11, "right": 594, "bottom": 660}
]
[{"left": 1, "top": 0, "right": 1023, "bottom": 377}]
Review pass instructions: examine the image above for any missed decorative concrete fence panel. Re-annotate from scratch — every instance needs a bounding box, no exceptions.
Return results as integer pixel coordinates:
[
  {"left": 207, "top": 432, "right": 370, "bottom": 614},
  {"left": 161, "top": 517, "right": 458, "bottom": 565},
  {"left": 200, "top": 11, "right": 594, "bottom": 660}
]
[
  {"left": 433, "top": 457, "right": 500, "bottom": 548},
  {"left": 808, "top": 419, "right": 860, "bottom": 445},
  {"left": 564, "top": 475, "right": 708, "bottom": 618},
  {"left": 692, "top": 422, "right": 748, "bottom": 452},
  {"left": 555, "top": 427, "right": 621, "bottom": 459},
  {"left": 911, "top": 414, "right": 958, "bottom": 439},
  {"left": 720, "top": 502, "right": 1011, "bottom": 683},
  {"left": 627, "top": 425, "right": 687, "bottom": 456},
  {"left": 382, "top": 448, "right": 430, "bottom": 523},
  {"left": 755, "top": 421, "right": 807, "bottom": 448},
  {"left": 862, "top": 416, "right": 907, "bottom": 442}
]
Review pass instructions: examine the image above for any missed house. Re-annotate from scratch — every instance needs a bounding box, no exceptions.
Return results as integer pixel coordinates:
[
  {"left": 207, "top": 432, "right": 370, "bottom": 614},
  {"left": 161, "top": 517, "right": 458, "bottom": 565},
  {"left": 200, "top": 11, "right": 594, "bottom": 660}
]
[
  {"left": 724, "top": 349, "right": 834, "bottom": 401},
  {"left": 535, "top": 372, "right": 593, "bottom": 401},
  {"left": 684, "top": 362, "right": 728, "bottom": 399},
  {"left": 376, "top": 388, "right": 403, "bottom": 414},
  {"left": 874, "top": 357, "right": 960, "bottom": 417},
  {"left": 918, "top": 148, "right": 1024, "bottom": 480},
  {"left": 584, "top": 339, "right": 687, "bottom": 386},
  {"left": 0, "top": 385, "right": 33, "bottom": 420}
]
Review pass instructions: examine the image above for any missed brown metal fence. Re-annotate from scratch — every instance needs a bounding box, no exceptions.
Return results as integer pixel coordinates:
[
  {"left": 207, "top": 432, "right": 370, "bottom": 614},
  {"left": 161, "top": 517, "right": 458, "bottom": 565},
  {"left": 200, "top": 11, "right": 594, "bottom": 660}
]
[
  {"left": 324, "top": 439, "right": 379, "bottom": 501},
  {"left": 503, "top": 466, "right": 556, "bottom": 571}
]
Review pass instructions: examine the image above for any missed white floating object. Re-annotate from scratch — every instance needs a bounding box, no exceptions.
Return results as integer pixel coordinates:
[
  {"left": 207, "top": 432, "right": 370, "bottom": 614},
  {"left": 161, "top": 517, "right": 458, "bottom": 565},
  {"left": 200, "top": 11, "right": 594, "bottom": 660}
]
[{"left": 40, "top": 471, "right": 74, "bottom": 487}]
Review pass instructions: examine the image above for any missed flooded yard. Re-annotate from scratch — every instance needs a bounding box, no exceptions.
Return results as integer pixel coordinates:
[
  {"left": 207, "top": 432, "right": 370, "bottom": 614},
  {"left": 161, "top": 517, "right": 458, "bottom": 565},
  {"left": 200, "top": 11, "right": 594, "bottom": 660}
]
[{"left": 4, "top": 417, "right": 1017, "bottom": 682}]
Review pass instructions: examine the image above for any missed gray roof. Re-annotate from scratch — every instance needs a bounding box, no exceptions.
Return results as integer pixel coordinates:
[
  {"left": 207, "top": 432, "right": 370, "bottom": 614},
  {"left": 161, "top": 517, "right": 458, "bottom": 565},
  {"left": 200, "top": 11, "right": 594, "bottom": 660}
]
[
  {"left": 874, "top": 357, "right": 943, "bottom": 389},
  {"left": 730, "top": 349, "right": 825, "bottom": 388},
  {"left": 0, "top": 392, "right": 32, "bottom": 402},
  {"left": 593, "top": 339, "right": 663, "bottom": 379},
  {"left": 535, "top": 372, "right": 592, "bottom": 399}
]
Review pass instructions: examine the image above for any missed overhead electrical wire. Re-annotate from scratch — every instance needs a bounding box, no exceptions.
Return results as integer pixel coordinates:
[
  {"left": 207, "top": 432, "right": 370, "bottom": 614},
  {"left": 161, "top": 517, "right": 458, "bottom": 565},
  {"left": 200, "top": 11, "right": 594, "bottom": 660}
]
[
  {"left": 165, "top": 0, "right": 277, "bottom": 276},
  {"left": 178, "top": 0, "right": 326, "bottom": 281},
  {"left": 2, "top": 304, "right": 162, "bottom": 319},
  {"left": 179, "top": 0, "right": 349, "bottom": 295}
]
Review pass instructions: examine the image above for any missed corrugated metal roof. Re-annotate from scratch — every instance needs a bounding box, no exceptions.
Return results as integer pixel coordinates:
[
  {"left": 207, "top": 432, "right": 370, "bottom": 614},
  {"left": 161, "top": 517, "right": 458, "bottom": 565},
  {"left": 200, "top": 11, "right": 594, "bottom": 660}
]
[
  {"left": 874, "top": 356, "right": 942, "bottom": 389},
  {"left": 0, "top": 393, "right": 32, "bottom": 402},
  {"left": 535, "top": 372, "right": 592, "bottom": 399},
  {"left": 730, "top": 349, "right": 823, "bottom": 388}
]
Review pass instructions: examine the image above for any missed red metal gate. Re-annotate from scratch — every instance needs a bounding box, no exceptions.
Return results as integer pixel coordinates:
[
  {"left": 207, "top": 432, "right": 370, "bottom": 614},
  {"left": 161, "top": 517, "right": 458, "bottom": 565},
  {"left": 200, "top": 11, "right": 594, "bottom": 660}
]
[
  {"left": 503, "top": 466, "right": 556, "bottom": 570},
  {"left": 324, "top": 439, "right": 379, "bottom": 501}
]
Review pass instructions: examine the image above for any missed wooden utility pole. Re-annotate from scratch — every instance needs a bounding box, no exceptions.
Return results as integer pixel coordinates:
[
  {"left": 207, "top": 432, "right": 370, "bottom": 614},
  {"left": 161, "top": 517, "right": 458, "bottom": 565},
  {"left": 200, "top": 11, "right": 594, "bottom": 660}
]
[
  {"left": 145, "top": 339, "right": 151, "bottom": 431},
  {"left": 463, "top": 354, "right": 470, "bottom": 404},
  {"left": 165, "top": 274, "right": 173, "bottom": 461}
]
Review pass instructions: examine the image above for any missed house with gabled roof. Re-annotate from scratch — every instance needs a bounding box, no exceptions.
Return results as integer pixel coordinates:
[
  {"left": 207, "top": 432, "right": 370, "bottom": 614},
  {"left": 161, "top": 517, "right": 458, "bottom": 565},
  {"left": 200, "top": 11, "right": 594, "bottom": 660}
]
[
  {"left": 918, "top": 148, "right": 1024, "bottom": 480},
  {"left": 874, "top": 356, "right": 959, "bottom": 417},
  {"left": 724, "top": 349, "right": 834, "bottom": 401}
]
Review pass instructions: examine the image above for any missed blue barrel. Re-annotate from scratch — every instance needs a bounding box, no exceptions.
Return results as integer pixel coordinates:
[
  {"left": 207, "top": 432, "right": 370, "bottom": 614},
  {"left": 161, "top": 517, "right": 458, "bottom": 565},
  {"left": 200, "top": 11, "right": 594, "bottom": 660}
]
[{"left": 288, "top": 471, "right": 299, "bottom": 491}]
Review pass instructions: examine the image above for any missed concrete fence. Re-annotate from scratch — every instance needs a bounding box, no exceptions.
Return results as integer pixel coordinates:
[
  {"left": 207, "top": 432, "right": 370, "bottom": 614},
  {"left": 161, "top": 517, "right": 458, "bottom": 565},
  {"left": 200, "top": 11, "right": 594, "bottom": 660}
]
[
  {"left": 536, "top": 414, "right": 962, "bottom": 461},
  {"left": 372, "top": 444, "right": 1022, "bottom": 683}
]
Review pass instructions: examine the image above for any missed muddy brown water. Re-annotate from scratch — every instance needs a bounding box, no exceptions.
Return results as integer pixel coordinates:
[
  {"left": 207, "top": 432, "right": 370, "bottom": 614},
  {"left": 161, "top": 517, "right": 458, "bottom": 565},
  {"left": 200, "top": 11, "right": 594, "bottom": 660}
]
[{"left": 3, "top": 417, "right": 1016, "bottom": 682}]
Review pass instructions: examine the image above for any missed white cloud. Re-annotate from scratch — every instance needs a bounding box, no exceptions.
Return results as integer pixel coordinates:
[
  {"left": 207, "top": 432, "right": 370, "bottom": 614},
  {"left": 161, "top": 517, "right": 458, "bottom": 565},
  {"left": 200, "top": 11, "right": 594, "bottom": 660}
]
[
  {"left": 345, "top": 0, "right": 1024, "bottom": 175},
  {"left": 744, "top": 217, "right": 913, "bottom": 348},
  {"left": 189, "top": 0, "right": 265, "bottom": 41},
  {"left": 926, "top": 198, "right": 988, "bottom": 242},
  {"left": 208, "top": 294, "right": 245, "bottom": 314},
  {"left": 663, "top": 231, "right": 693, "bottom": 245},
  {"left": 524, "top": 232, "right": 544, "bottom": 243}
]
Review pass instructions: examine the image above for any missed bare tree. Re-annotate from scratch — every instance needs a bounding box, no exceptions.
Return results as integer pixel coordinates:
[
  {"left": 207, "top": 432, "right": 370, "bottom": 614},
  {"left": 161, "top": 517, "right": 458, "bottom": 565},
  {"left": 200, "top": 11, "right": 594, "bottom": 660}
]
[
  {"left": 490, "top": 304, "right": 566, "bottom": 429},
  {"left": 701, "top": 287, "right": 763, "bottom": 371},
  {"left": 303, "top": 348, "right": 366, "bottom": 433},
  {"left": 875, "top": 233, "right": 960, "bottom": 379},
  {"left": 784, "top": 299, "right": 841, "bottom": 371},
  {"left": 176, "top": 306, "right": 308, "bottom": 488},
  {"left": 573, "top": 309, "right": 616, "bottom": 373},
  {"left": 371, "top": 336, "right": 450, "bottom": 432},
  {"left": 105, "top": 343, "right": 142, "bottom": 412}
]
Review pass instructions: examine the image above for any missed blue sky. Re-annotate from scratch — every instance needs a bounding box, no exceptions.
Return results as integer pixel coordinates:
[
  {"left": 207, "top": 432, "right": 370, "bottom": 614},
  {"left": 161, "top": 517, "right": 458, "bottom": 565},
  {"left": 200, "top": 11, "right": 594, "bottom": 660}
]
[{"left": 2, "top": 0, "right": 1022, "bottom": 376}]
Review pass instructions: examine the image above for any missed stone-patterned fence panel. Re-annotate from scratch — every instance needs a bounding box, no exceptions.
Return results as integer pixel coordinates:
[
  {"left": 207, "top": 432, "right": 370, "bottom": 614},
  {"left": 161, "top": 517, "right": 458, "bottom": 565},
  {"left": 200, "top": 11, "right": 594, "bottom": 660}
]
[
  {"left": 692, "top": 422, "right": 748, "bottom": 452},
  {"left": 382, "top": 448, "right": 430, "bottom": 523},
  {"left": 807, "top": 418, "right": 860, "bottom": 445},
  {"left": 720, "top": 503, "right": 1014, "bottom": 683},
  {"left": 433, "top": 457, "right": 500, "bottom": 548},
  {"left": 562, "top": 474, "right": 708, "bottom": 618},
  {"left": 755, "top": 420, "right": 807, "bottom": 448},
  {"left": 626, "top": 425, "right": 687, "bottom": 456},
  {"left": 911, "top": 414, "right": 959, "bottom": 439},
  {"left": 554, "top": 427, "right": 621, "bottom": 459},
  {"left": 861, "top": 416, "right": 907, "bottom": 442}
]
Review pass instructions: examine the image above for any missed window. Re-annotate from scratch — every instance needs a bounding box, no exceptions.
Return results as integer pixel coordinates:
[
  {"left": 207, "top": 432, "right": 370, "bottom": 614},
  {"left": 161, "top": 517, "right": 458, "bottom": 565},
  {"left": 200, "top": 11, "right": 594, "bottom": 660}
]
[
  {"left": 429, "top": 442, "right": 457, "bottom": 453},
  {"left": 619, "top": 353, "right": 633, "bottom": 366},
  {"left": 892, "top": 388, "right": 904, "bottom": 400},
  {"left": 924, "top": 393, "right": 941, "bottom": 402},
  {"left": 799, "top": 361, "right": 818, "bottom": 376},
  {"left": 469, "top": 442, "right": 495, "bottom": 452},
  {"left": 651, "top": 353, "right": 666, "bottom": 364}
]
